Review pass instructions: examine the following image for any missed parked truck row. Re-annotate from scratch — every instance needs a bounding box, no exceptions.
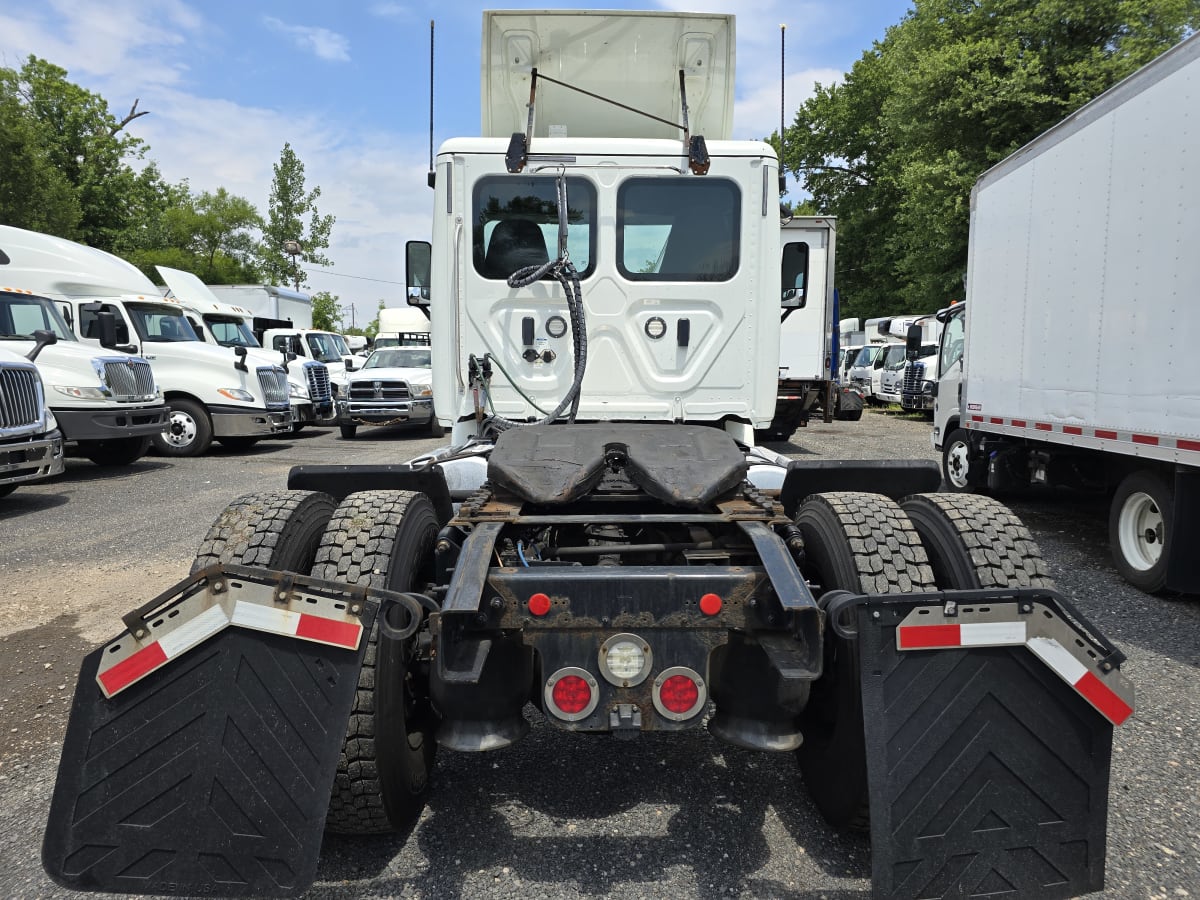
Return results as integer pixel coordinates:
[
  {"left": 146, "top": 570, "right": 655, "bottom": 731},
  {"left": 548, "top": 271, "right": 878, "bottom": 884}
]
[{"left": 40, "top": 11, "right": 1135, "bottom": 900}]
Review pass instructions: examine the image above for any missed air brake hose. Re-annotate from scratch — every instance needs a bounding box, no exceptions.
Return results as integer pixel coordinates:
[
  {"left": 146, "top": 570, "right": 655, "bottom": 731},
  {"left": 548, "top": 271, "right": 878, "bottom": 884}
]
[{"left": 485, "top": 172, "right": 588, "bottom": 433}]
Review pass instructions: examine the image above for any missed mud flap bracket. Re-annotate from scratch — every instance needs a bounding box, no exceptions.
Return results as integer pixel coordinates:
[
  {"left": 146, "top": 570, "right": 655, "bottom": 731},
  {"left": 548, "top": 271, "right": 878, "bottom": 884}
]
[
  {"left": 855, "top": 592, "right": 1124, "bottom": 899},
  {"left": 42, "top": 566, "right": 380, "bottom": 897}
]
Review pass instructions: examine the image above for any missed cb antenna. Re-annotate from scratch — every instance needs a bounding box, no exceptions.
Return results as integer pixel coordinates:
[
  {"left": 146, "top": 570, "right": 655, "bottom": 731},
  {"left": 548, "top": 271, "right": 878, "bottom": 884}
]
[
  {"left": 427, "top": 19, "right": 436, "bottom": 188},
  {"left": 779, "top": 23, "right": 787, "bottom": 197}
]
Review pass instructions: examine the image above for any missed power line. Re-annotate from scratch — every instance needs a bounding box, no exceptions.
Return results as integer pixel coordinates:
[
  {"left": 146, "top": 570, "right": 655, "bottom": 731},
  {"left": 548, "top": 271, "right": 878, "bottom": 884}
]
[{"left": 306, "top": 266, "right": 407, "bottom": 286}]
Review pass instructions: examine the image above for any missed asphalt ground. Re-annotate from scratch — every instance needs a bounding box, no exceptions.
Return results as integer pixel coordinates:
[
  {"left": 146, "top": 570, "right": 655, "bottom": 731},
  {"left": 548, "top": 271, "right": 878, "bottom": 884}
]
[{"left": 0, "top": 409, "right": 1196, "bottom": 899}]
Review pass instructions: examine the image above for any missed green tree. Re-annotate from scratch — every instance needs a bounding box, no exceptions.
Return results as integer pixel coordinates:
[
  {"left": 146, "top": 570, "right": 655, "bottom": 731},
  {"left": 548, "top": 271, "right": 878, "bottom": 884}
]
[
  {"left": 783, "top": 0, "right": 1200, "bottom": 318},
  {"left": 0, "top": 56, "right": 160, "bottom": 252},
  {"left": 311, "top": 291, "right": 343, "bottom": 331},
  {"left": 259, "top": 143, "right": 335, "bottom": 287},
  {"left": 0, "top": 83, "right": 81, "bottom": 234}
]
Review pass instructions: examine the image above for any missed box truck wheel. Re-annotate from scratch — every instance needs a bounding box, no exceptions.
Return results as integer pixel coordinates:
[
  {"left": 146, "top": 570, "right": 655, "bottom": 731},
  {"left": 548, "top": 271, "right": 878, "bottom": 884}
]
[
  {"left": 902, "top": 493, "right": 1054, "bottom": 589},
  {"left": 81, "top": 436, "right": 151, "bottom": 467},
  {"left": 793, "top": 492, "right": 934, "bottom": 830},
  {"left": 153, "top": 398, "right": 213, "bottom": 457},
  {"left": 1110, "top": 470, "right": 1173, "bottom": 592},
  {"left": 941, "top": 427, "right": 983, "bottom": 492},
  {"left": 190, "top": 489, "right": 337, "bottom": 575},
  {"left": 312, "top": 491, "right": 440, "bottom": 836}
]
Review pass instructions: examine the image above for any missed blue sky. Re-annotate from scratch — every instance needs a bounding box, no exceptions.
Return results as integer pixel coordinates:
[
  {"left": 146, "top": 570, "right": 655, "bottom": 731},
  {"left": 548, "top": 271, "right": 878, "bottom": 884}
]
[{"left": 0, "top": 1, "right": 912, "bottom": 328}]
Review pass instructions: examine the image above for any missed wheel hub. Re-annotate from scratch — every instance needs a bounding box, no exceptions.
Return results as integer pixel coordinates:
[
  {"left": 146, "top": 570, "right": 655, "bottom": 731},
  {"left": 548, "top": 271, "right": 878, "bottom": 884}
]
[{"left": 1118, "top": 490, "right": 1163, "bottom": 571}]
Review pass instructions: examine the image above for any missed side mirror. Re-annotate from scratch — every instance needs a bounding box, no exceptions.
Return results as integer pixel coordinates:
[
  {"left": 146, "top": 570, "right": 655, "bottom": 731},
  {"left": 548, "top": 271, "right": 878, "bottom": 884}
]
[
  {"left": 25, "top": 329, "right": 58, "bottom": 362},
  {"left": 234, "top": 345, "right": 249, "bottom": 373},
  {"left": 406, "top": 240, "right": 432, "bottom": 315},
  {"left": 345, "top": 357, "right": 358, "bottom": 372},
  {"left": 905, "top": 324, "right": 923, "bottom": 360},
  {"left": 96, "top": 311, "right": 119, "bottom": 350}
]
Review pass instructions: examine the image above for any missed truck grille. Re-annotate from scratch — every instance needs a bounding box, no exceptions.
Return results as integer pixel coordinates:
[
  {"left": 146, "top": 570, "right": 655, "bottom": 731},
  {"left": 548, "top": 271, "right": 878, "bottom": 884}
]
[
  {"left": 302, "top": 362, "right": 332, "bottom": 403},
  {"left": 101, "top": 358, "right": 156, "bottom": 400},
  {"left": 257, "top": 367, "right": 290, "bottom": 409},
  {"left": 902, "top": 361, "right": 926, "bottom": 395},
  {"left": 348, "top": 380, "right": 411, "bottom": 401},
  {"left": 0, "top": 364, "right": 43, "bottom": 431}
]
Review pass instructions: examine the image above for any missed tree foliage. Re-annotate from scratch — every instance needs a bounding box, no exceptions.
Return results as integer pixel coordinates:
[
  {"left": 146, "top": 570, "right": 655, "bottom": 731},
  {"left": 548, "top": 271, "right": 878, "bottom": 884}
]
[
  {"left": 311, "top": 291, "right": 343, "bottom": 332},
  {"left": 259, "top": 143, "right": 335, "bottom": 288},
  {"left": 782, "top": 0, "right": 1200, "bottom": 319}
]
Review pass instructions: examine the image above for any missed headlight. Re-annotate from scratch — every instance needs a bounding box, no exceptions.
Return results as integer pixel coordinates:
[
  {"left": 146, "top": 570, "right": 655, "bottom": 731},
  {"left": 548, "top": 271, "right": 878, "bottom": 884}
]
[
  {"left": 45, "top": 408, "right": 58, "bottom": 431},
  {"left": 217, "top": 388, "right": 256, "bottom": 402},
  {"left": 53, "top": 385, "right": 110, "bottom": 400},
  {"left": 288, "top": 380, "right": 310, "bottom": 400},
  {"left": 412, "top": 384, "right": 433, "bottom": 398}
]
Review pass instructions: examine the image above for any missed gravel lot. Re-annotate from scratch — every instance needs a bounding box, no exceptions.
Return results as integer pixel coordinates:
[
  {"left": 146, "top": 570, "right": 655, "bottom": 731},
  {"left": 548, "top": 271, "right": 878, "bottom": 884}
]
[{"left": 1, "top": 409, "right": 1196, "bottom": 899}]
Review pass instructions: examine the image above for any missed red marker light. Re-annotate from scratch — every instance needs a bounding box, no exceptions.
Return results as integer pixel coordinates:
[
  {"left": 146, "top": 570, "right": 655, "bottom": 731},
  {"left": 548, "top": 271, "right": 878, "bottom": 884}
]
[
  {"left": 529, "top": 593, "right": 551, "bottom": 616},
  {"left": 699, "top": 593, "right": 722, "bottom": 616},
  {"left": 551, "top": 674, "right": 591, "bottom": 714},
  {"left": 659, "top": 674, "right": 699, "bottom": 714}
]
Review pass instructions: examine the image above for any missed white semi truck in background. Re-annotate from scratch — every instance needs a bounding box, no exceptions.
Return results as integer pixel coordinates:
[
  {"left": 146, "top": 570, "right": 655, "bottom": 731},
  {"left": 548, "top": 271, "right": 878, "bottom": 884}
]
[
  {"left": 933, "top": 32, "right": 1200, "bottom": 593},
  {"left": 0, "top": 346, "right": 64, "bottom": 496},
  {"left": 1, "top": 227, "right": 294, "bottom": 456},
  {"left": 1, "top": 227, "right": 168, "bottom": 466},
  {"left": 156, "top": 267, "right": 335, "bottom": 430},
  {"left": 44, "top": 11, "right": 1133, "bottom": 899}
]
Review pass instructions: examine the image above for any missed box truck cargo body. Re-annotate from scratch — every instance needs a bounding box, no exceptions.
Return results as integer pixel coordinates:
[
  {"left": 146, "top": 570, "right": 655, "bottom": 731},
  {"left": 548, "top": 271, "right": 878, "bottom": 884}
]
[{"left": 933, "top": 32, "right": 1200, "bottom": 593}]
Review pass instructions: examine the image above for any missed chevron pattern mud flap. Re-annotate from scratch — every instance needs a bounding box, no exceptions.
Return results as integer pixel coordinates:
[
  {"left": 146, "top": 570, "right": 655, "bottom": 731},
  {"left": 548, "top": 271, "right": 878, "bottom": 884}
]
[
  {"left": 42, "top": 608, "right": 376, "bottom": 897},
  {"left": 858, "top": 601, "right": 1114, "bottom": 899}
]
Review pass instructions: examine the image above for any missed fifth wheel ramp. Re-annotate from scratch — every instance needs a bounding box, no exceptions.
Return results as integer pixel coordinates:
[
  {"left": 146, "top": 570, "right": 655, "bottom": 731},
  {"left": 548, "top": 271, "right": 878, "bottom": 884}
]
[
  {"left": 42, "top": 567, "right": 379, "bottom": 897},
  {"left": 856, "top": 594, "right": 1123, "bottom": 899}
]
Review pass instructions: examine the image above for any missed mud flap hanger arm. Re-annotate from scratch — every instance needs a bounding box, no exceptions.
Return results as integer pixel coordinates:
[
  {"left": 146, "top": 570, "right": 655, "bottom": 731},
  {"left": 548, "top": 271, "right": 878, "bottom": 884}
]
[
  {"left": 506, "top": 68, "right": 709, "bottom": 175},
  {"left": 823, "top": 586, "right": 1133, "bottom": 726}
]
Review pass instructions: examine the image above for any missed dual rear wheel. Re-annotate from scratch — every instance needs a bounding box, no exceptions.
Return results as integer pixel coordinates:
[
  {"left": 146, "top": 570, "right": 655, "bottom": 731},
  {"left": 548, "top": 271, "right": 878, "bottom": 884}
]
[
  {"left": 794, "top": 490, "right": 1053, "bottom": 830},
  {"left": 192, "top": 487, "right": 440, "bottom": 836}
]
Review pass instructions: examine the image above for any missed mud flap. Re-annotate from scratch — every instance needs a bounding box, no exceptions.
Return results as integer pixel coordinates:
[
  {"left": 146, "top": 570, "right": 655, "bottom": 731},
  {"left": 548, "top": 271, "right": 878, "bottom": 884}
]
[
  {"left": 42, "top": 567, "right": 380, "bottom": 897},
  {"left": 855, "top": 594, "right": 1124, "bottom": 899}
]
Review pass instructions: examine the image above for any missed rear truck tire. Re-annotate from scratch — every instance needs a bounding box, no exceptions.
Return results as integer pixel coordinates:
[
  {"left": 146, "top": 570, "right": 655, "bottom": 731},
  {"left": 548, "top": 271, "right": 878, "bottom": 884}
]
[
  {"left": 1109, "top": 469, "right": 1173, "bottom": 593},
  {"left": 339, "top": 423, "right": 358, "bottom": 439},
  {"left": 153, "top": 398, "right": 213, "bottom": 457},
  {"left": 312, "top": 490, "right": 440, "bottom": 836},
  {"left": 794, "top": 492, "right": 934, "bottom": 831},
  {"left": 80, "top": 436, "right": 151, "bottom": 467},
  {"left": 941, "top": 427, "right": 983, "bottom": 492},
  {"left": 190, "top": 489, "right": 337, "bottom": 574},
  {"left": 901, "top": 493, "right": 1054, "bottom": 590}
]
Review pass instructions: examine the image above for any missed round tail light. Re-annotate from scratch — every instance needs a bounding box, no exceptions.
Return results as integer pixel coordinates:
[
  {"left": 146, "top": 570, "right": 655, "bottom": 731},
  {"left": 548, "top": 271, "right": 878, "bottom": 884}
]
[
  {"left": 545, "top": 667, "right": 599, "bottom": 721},
  {"left": 652, "top": 666, "right": 707, "bottom": 721}
]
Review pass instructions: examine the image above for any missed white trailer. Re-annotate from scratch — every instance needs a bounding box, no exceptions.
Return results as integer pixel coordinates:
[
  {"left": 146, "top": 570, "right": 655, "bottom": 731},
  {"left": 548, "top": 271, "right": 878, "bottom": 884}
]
[
  {"left": 206, "top": 283, "right": 314, "bottom": 332},
  {"left": 932, "top": 32, "right": 1200, "bottom": 593}
]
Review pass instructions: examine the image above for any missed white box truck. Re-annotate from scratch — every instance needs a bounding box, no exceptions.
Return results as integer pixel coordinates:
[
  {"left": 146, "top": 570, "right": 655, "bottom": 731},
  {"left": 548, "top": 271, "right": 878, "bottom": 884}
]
[
  {"left": 0, "top": 345, "right": 64, "bottom": 496},
  {"left": 2, "top": 228, "right": 294, "bottom": 456},
  {"left": 932, "top": 32, "right": 1200, "bottom": 593},
  {"left": 205, "top": 283, "right": 313, "bottom": 333}
]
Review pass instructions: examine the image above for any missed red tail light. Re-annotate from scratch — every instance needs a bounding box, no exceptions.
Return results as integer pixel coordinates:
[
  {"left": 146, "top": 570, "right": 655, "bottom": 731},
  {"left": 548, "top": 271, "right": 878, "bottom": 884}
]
[
  {"left": 545, "top": 667, "right": 598, "bottom": 721},
  {"left": 652, "top": 666, "right": 706, "bottom": 721}
]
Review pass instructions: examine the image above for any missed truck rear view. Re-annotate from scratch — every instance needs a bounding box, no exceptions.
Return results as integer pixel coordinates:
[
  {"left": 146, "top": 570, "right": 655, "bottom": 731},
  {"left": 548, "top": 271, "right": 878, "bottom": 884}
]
[{"left": 42, "top": 11, "right": 1133, "bottom": 899}]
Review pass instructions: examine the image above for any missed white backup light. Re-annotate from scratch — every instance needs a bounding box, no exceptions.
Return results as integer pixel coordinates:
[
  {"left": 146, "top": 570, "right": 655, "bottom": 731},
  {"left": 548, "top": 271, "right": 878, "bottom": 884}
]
[{"left": 598, "top": 633, "right": 652, "bottom": 687}]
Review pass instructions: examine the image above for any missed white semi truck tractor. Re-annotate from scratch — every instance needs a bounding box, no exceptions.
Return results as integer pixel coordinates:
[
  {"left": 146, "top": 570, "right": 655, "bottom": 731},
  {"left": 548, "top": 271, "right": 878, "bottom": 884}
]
[
  {"left": 44, "top": 11, "right": 1133, "bottom": 899},
  {"left": 0, "top": 346, "right": 64, "bottom": 496}
]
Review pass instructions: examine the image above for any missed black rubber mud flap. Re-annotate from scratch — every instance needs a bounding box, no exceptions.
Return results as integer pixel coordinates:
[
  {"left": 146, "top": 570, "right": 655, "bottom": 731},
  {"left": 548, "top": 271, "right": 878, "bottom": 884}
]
[
  {"left": 857, "top": 603, "right": 1112, "bottom": 899},
  {"left": 43, "top": 607, "right": 377, "bottom": 897}
]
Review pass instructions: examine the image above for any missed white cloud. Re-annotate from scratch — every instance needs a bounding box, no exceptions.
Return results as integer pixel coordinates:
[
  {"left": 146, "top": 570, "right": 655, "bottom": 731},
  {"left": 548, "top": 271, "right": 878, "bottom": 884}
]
[{"left": 262, "top": 16, "right": 350, "bottom": 63}]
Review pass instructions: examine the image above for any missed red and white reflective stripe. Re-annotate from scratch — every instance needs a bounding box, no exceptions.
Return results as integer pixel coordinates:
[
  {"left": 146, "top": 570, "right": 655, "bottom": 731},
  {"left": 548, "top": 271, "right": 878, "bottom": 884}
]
[
  {"left": 231, "top": 600, "right": 361, "bottom": 648},
  {"left": 1026, "top": 637, "right": 1133, "bottom": 726},
  {"left": 898, "top": 621, "right": 1026, "bottom": 649},
  {"left": 97, "top": 606, "right": 227, "bottom": 697},
  {"left": 98, "top": 603, "right": 362, "bottom": 698},
  {"left": 966, "top": 415, "right": 1198, "bottom": 456},
  {"left": 897, "top": 621, "right": 1132, "bottom": 726}
]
